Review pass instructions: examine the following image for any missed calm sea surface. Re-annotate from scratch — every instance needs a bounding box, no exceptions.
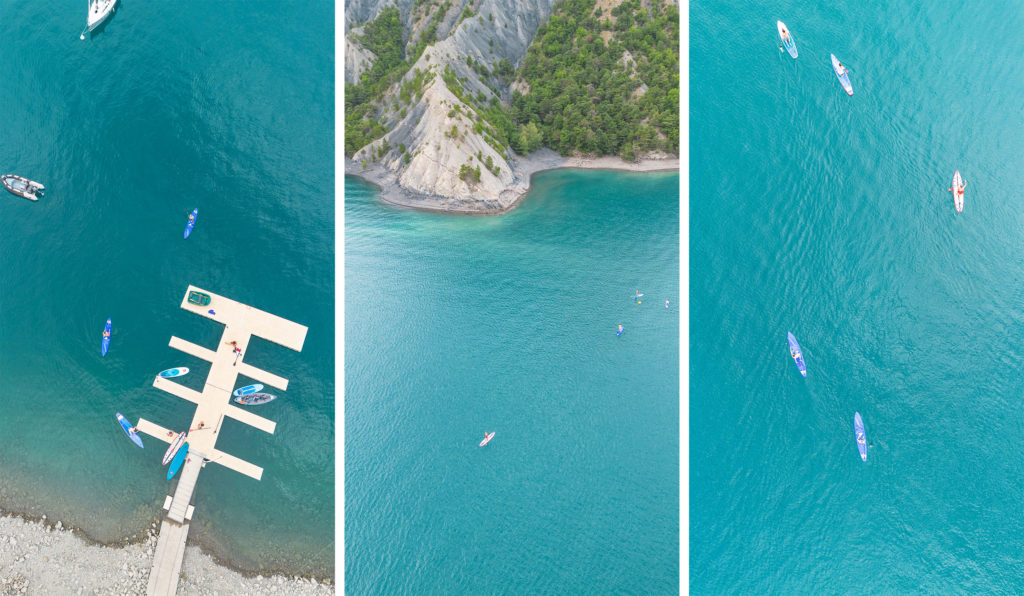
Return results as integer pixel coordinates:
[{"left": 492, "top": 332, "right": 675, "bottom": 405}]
[
  {"left": 692, "top": 1, "right": 1024, "bottom": 592},
  {"left": 0, "top": 0, "right": 333, "bottom": 576},
  {"left": 346, "top": 170, "right": 679, "bottom": 593}
]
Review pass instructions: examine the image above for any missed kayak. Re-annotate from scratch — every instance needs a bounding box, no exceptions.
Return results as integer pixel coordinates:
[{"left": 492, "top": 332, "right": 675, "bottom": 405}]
[
  {"left": 101, "top": 318, "right": 112, "bottom": 356},
  {"left": 234, "top": 392, "right": 276, "bottom": 406},
  {"left": 116, "top": 412, "right": 143, "bottom": 448},
  {"left": 167, "top": 443, "right": 189, "bottom": 480},
  {"left": 158, "top": 367, "right": 189, "bottom": 378},
  {"left": 1, "top": 174, "right": 44, "bottom": 201},
  {"left": 787, "top": 332, "right": 807, "bottom": 377},
  {"left": 479, "top": 432, "right": 495, "bottom": 447},
  {"left": 184, "top": 208, "right": 198, "bottom": 239},
  {"left": 232, "top": 383, "right": 263, "bottom": 397},
  {"left": 161, "top": 431, "right": 187, "bottom": 466},
  {"left": 831, "top": 54, "right": 853, "bottom": 96},
  {"left": 854, "top": 412, "right": 867, "bottom": 461},
  {"left": 951, "top": 170, "right": 964, "bottom": 213},
  {"left": 777, "top": 21, "right": 797, "bottom": 58},
  {"left": 616, "top": 325, "right": 624, "bottom": 337}
]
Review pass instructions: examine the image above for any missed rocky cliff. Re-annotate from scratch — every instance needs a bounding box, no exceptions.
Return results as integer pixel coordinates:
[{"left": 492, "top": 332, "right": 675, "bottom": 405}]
[{"left": 344, "top": 0, "right": 677, "bottom": 213}]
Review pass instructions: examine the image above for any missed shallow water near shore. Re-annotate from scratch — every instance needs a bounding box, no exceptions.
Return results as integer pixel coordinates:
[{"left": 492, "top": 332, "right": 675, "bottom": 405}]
[
  {"left": 692, "top": 1, "right": 1024, "bottom": 592},
  {"left": 345, "top": 170, "right": 679, "bottom": 593},
  {"left": 0, "top": 0, "right": 332, "bottom": 577}
]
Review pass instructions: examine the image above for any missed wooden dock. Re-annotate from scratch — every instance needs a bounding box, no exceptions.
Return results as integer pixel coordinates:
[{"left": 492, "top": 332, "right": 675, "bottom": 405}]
[{"left": 135, "top": 286, "right": 306, "bottom": 596}]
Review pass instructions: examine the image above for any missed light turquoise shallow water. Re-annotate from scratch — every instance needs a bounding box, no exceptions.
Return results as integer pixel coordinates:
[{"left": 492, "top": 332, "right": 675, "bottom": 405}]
[
  {"left": 692, "top": 1, "right": 1024, "bottom": 592},
  {"left": 346, "top": 170, "right": 679, "bottom": 593},
  {"left": 0, "top": 0, "right": 333, "bottom": 576}
]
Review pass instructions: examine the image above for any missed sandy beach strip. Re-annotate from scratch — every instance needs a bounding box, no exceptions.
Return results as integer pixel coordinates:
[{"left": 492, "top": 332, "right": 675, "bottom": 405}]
[
  {"left": 344, "top": 148, "right": 679, "bottom": 215},
  {"left": 0, "top": 513, "right": 334, "bottom": 595}
]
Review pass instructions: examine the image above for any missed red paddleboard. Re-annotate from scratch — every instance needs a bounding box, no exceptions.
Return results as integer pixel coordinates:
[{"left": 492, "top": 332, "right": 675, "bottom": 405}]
[
  {"left": 161, "top": 431, "right": 187, "bottom": 466},
  {"left": 479, "top": 432, "right": 495, "bottom": 447}
]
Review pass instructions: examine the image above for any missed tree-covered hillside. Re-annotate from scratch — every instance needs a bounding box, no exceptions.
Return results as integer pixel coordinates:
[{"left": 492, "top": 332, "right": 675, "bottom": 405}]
[{"left": 510, "top": 0, "right": 679, "bottom": 159}]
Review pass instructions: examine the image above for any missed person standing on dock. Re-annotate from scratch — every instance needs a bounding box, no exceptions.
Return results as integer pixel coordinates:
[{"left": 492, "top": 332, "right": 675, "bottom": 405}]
[{"left": 226, "top": 340, "right": 242, "bottom": 365}]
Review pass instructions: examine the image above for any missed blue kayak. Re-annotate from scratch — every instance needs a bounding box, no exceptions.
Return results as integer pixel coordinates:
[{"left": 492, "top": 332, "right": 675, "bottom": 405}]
[
  {"left": 786, "top": 332, "right": 806, "bottom": 377},
  {"left": 101, "top": 318, "right": 111, "bottom": 356},
  {"left": 184, "top": 208, "right": 198, "bottom": 239},
  {"left": 116, "top": 412, "right": 143, "bottom": 448},
  {"left": 616, "top": 325, "right": 624, "bottom": 337},
  {"left": 854, "top": 412, "right": 867, "bottom": 461},
  {"left": 232, "top": 383, "right": 264, "bottom": 397},
  {"left": 167, "top": 442, "right": 189, "bottom": 480}
]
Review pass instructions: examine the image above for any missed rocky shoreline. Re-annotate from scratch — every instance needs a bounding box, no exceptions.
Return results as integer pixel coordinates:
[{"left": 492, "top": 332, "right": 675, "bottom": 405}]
[
  {"left": 345, "top": 148, "right": 679, "bottom": 215},
  {"left": 0, "top": 514, "right": 334, "bottom": 595}
]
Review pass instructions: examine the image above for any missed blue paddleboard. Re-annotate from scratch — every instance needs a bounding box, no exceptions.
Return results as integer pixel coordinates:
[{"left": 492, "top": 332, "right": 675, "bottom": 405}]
[
  {"left": 158, "top": 367, "right": 189, "bottom": 378},
  {"left": 831, "top": 54, "right": 853, "bottom": 96},
  {"left": 232, "top": 383, "right": 263, "bottom": 397},
  {"left": 101, "top": 318, "right": 111, "bottom": 356},
  {"left": 854, "top": 412, "right": 867, "bottom": 461},
  {"left": 777, "top": 21, "right": 797, "bottom": 58},
  {"left": 616, "top": 325, "right": 624, "bottom": 337},
  {"left": 167, "top": 442, "right": 189, "bottom": 480},
  {"left": 787, "top": 332, "right": 806, "bottom": 377},
  {"left": 184, "top": 208, "right": 198, "bottom": 239},
  {"left": 116, "top": 412, "right": 143, "bottom": 448}
]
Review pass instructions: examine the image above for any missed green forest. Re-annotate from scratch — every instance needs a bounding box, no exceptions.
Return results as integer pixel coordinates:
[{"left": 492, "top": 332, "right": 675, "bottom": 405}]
[
  {"left": 345, "top": 0, "right": 679, "bottom": 161},
  {"left": 510, "top": 0, "right": 679, "bottom": 159}
]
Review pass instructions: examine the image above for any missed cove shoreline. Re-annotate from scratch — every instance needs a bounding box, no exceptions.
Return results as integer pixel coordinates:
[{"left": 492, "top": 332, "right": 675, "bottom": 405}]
[{"left": 345, "top": 148, "right": 680, "bottom": 215}]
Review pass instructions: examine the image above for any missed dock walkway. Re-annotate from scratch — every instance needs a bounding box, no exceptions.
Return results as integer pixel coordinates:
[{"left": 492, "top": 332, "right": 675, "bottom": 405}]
[{"left": 133, "top": 286, "right": 306, "bottom": 596}]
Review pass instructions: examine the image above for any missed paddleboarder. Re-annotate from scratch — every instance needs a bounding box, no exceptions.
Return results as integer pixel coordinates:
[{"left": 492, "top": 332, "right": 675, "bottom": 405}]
[{"left": 948, "top": 180, "right": 965, "bottom": 194}]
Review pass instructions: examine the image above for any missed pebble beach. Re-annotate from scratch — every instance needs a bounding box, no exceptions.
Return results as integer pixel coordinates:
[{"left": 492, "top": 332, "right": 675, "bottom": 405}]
[{"left": 0, "top": 514, "right": 333, "bottom": 595}]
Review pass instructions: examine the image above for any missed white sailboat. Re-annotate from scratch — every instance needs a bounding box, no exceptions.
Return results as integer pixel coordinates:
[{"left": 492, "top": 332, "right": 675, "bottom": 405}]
[{"left": 82, "top": 0, "right": 117, "bottom": 38}]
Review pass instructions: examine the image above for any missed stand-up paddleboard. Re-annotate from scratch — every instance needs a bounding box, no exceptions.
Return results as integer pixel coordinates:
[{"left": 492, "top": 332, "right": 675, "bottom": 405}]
[
  {"left": 101, "top": 318, "right": 112, "bottom": 356},
  {"left": 116, "top": 412, "right": 144, "bottom": 448},
  {"left": 158, "top": 367, "right": 189, "bottom": 378},
  {"left": 161, "top": 431, "right": 187, "bottom": 466},
  {"left": 777, "top": 21, "right": 797, "bottom": 58},
  {"left": 479, "top": 432, "right": 495, "bottom": 447},
  {"left": 184, "top": 208, "right": 198, "bottom": 239},
  {"left": 950, "top": 170, "right": 964, "bottom": 213},
  {"left": 167, "top": 443, "right": 189, "bottom": 480},
  {"left": 232, "top": 383, "right": 263, "bottom": 397},
  {"left": 854, "top": 412, "right": 867, "bottom": 461},
  {"left": 787, "top": 332, "right": 807, "bottom": 377},
  {"left": 831, "top": 54, "right": 853, "bottom": 96},
  {"left": 616, "top": 325, "right": 624, "bottom": 337},
  {"left": 234, "top": 393, "right": 276, "bottom": 405}
]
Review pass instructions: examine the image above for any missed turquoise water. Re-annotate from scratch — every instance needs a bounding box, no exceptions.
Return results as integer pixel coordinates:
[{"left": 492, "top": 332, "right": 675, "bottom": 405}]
[
  {"left": 346, "top": 171, "right": 679, "bottom": 593},
  {"left": 692, "top": 1, "right": 1024, "bottom": 592},
  {"left": 0, "top": 1, "right": 333, "bottom": 576}
]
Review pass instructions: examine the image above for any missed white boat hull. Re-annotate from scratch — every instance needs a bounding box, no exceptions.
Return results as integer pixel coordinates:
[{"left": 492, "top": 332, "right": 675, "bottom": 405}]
[{"left": 87, "top": 0, "right": 117, "bottom": 31}]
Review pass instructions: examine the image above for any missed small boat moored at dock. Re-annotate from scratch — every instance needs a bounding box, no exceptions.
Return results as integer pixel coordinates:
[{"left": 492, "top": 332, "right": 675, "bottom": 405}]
[
  {"left": 187, "top": 291, "right": 211, "bottom": 306},
  {"left": 2, "top": 175, "right": 44, "bottom": 201}
]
